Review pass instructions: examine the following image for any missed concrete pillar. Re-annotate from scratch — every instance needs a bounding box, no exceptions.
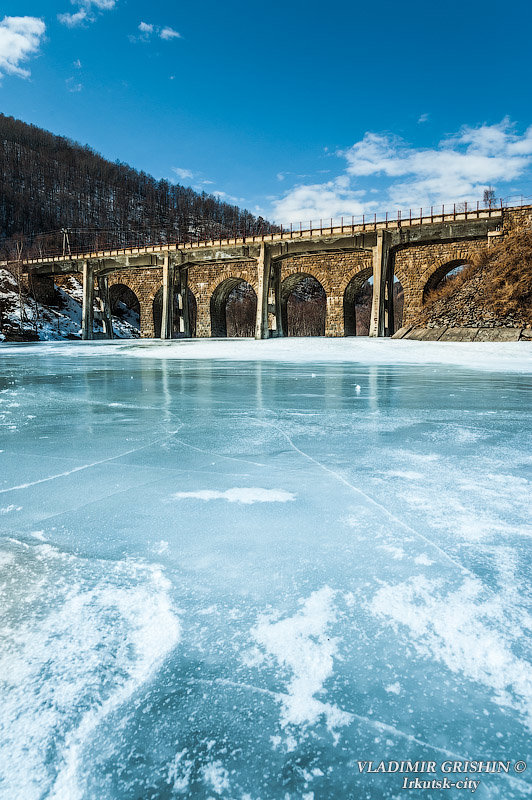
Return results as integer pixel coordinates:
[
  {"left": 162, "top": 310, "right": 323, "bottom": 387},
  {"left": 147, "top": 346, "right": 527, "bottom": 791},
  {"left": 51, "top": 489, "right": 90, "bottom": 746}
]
[
  {"left": 385, "top": 265, "right": 395, "bottom": 336},
  {"left": 180, "top": 267, "right": 190, "bottom": 337},
  {"left": 97, "top": 275, "right": 113, "bottom": 339},
  {"left": 81, "top": 261, "right": 94, "bottom": 340},
  {"left": 270, "top": 261, "right": 284, "bottom": 337},
  {"left": 255, "top": 243, "right": 271, "bottom": 340},
  {"left": 369, "top": 231, "right": 391, "bottom": 337},
  {"left": 161, "top": 253, "right": 174, "bottom": 339}
]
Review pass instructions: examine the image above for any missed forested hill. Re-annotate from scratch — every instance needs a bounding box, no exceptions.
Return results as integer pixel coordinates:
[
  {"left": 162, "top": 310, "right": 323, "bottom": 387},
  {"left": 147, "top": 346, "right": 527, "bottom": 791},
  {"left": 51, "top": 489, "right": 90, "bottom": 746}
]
[{"left": 0, "top": 114, "right": 275, "bottom": 259}]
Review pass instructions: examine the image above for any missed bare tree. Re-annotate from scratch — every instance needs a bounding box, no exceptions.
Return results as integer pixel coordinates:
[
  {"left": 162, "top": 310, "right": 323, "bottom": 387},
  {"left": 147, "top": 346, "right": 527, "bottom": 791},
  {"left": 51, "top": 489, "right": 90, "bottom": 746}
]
[{"left": 483, "top": 187, "right": 496, "bottom": 208}]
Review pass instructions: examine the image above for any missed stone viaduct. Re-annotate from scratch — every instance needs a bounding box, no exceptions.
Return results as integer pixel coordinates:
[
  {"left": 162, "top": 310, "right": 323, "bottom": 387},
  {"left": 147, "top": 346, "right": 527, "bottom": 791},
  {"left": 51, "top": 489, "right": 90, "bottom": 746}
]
[{"left": 19, "top": 204, "right": 530, "bottom": 340}]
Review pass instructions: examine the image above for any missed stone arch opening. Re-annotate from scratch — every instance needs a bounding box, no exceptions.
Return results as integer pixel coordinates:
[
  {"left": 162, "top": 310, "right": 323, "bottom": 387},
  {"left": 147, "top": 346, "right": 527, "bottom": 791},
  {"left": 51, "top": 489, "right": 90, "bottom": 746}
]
[
  {"left": 343, "top": 268, "right": 373, "bottom": 336},
  {"left": 152, "top": 285, "right": 197, "bottom": 338},
  {"left": 343, "top": 270, "right": 404, "bottom": 336},
  {"left": 422, "top": 260, "right": 471, "bottom": 303},
  {"left": 210, "top": 278, "right": 257, "bottom": 337},
  {"left": 109, "top": 284, "right": 141, "bottom": 336},
  {"left": 281, "top": 274, "right": 326, "bottom": 337}
]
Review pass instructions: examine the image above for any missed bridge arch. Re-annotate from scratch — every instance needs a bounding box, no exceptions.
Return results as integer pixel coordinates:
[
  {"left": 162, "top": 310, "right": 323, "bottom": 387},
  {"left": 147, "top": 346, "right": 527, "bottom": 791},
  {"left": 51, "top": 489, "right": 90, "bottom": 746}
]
[
  {"left": 281, "top": 273, "right": 326, "bottom": 336},
  {"left": 152, "top": 285, "right": 197, "bottom": 338},
  {"left": 343, "top": 268, "right": 373, "bottom": 336},
  {"left": 109, "top": 283, "right": 141, "bottom": 336},
  {"left": 422, "top": 258, "right": 472, "bottom": 303},
  {"left": 210, "top": 278, "right": 257, "bottom": 337}
]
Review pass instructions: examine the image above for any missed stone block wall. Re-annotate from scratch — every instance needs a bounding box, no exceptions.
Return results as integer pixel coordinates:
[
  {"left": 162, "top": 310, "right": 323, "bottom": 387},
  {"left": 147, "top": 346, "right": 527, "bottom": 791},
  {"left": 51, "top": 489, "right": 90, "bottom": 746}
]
[
  {"left": 502, "top": 206, "right": 532, "bottom": 234},
  {"left": 279, "top": 251, "right": 372, "bottom": 337}
]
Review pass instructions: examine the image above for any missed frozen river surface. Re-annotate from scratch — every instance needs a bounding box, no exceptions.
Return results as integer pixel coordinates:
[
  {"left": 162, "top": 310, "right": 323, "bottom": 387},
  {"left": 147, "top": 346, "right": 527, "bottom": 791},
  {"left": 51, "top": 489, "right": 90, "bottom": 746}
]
[{"left": 0, "top": 338, "right": 531, "bottom": 800}]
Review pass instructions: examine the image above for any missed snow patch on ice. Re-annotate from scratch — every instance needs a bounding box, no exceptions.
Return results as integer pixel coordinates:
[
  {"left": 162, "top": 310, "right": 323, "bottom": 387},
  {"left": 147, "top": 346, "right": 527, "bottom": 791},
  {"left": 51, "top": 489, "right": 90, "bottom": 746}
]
[
  {"left": 0, "top": 539, "right": 180, "bottom": 800},
  {"left": 250, "top": 586, "right": 352, "bottom": 739},
  {"left": 2, "top": 338, "right": 531, "bottom": 374},
  {"left": 201, "top": 759, "right": 230, "bottom": 794},
  {"left": 385, "top": 470, "right": 424, "bottom": 481},
  {"left": 0, "top": 551, "right": 15, "bottom": 567},
  {"left": 166, "top": 749, "right": 193, "bottom": 793},
  {"left": 0, "top": 504, "right": 22, "bottom": 514},
  {"left": 378, "top": 544, "right": 405, "bottom": 560},
  {"left": 173, "top": 487, "right": 296, "bottom": 504},
  {"left": 370, "top": 576, "right": 532, "bottom": 730},
  {"left": 414, "top": 554, "right": 434, "bottom": 566},
  {"left": 385, "top": 682, "right": 401, "bottom": 695}
]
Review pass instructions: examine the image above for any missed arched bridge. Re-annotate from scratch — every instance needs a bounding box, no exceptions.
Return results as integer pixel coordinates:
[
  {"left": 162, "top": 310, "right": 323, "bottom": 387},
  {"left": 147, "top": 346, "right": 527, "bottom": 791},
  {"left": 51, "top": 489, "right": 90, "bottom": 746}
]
[{"left": 18, "top": 204, "right": 526, "bottom": 340}]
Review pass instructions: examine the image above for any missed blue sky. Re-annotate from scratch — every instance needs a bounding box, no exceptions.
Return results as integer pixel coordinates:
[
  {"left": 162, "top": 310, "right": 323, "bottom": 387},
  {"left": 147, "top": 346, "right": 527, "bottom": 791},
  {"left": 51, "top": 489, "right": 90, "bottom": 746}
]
[{"left": 1, "top": 0, "right": 532, "bottom": 223}]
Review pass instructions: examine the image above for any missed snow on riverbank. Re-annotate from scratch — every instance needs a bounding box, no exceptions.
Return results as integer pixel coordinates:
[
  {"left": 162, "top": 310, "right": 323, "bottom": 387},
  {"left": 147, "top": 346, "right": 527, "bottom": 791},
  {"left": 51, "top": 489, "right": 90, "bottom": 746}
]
[
  {"left": 1, "top": 336, "right": 530, "bottom": 374},
  {"left": 0, "top": 270, "right": 139, "bottom": 341}
]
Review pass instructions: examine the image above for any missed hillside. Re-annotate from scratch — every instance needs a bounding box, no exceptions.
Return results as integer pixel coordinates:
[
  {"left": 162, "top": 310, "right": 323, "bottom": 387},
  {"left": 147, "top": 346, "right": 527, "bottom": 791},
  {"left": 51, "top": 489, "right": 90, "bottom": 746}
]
[{"left": 0, "top": 114, "right": 275, "bottom": 259}]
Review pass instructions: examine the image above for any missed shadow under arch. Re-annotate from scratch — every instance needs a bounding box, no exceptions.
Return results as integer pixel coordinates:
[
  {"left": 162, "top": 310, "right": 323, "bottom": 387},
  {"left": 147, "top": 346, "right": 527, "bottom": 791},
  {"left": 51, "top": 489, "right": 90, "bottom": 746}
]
[
  {"left": 210, "top": 278, "right": 257, "bottom": 337},
  {"left": 422, "top": 259, "right": 471, "bottom": 303},
  {"left": 109, "top": 283, "right": 141, "bottom": 336},
  {"left": 343, "top": 268, "right": 373, "bottom": 336},
  {"left": 152, "top": 286, "right": 197, "bottom": 338},
  {"left": 281, "top": 273, "right": 326, "bottom": 337}
]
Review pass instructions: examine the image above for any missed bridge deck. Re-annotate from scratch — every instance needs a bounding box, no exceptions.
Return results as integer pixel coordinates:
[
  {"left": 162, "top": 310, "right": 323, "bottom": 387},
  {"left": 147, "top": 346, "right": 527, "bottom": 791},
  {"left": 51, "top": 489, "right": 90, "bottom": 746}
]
[{"left": 18, "top": 206, "right": 505, "bottom": 269}]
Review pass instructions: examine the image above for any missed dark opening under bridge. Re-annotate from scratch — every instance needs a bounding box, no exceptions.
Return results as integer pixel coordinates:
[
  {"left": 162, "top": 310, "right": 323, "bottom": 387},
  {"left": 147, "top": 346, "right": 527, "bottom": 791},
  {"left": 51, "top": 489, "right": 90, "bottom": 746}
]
[{"left": 16, "top": 203, "right": 531, "bottom": 340}]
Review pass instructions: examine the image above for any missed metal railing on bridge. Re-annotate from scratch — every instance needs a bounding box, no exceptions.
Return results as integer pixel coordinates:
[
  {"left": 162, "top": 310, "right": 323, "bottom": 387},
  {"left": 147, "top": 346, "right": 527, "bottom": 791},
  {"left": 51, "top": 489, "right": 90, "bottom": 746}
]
[{"left": 7, "top": 195, "right": 532, "bottom": 266}]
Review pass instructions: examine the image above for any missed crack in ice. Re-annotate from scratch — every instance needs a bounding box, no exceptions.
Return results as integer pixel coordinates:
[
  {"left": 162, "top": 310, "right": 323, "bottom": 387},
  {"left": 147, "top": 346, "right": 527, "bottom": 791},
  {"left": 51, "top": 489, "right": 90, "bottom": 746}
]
[
  {"left": 0, "top": 430, "right": 181, "bottom": 494},
  {"left": 257, "top": 417, "right": 472, "bottom": 576}
]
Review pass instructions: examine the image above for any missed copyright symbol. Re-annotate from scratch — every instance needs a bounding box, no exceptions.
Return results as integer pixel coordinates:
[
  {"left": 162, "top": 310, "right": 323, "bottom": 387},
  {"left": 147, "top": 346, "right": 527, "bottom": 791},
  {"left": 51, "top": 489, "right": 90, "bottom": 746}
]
[{"left": 514, "top": 761, "right": 527, "bottom": 773}]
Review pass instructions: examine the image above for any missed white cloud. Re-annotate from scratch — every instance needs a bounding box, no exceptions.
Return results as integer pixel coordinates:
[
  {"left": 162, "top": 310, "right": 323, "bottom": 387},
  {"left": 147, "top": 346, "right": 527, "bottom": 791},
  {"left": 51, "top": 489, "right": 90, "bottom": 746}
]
[
  {"left": 506, "top": 129, "right": 532, "bottom": 156},
  {"left": 0, "top": 16, "right": 45, "bottom": 79},
  {"left": 160, "top": 26, "right": 181, "bottom": 40},
  {"left": 58, "top": 0, "right": 117, "bottom": 27},
  {"left": 73, "top": 58, "right": 82, "bottom": 68},
  {"left": 66, "top": 76, "right": 82, "bottom": 92},
  {"left": 58, "top": 9, "right": 88, "bottom": 27},
  {"left": 343, "top": 122, "right": 531, "bottom": 208},
  {"left": 211, "top": 190, "right": 242, "bottom": 204},
  {"left": 418, "top": 113, "right": 429, "bottom": 124},
  {"left": 173, "top": 167, "right": 194, "bottom": 181},
  {"left": 271, "top": 120, "right": 532, "bottom": 223},
  {"left": 132, "top": 22, "right": 182, "bottom": 42},
  {"left": 272, "top": 176, "right": 370, "bottom": 224}
]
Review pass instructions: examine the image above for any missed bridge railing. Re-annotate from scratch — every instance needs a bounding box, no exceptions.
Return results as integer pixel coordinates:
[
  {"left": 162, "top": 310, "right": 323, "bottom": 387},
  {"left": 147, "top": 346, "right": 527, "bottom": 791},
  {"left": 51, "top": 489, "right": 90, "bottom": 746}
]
[
  {"left": 183, "top": 199, "right": 507, "bottom": 250},
  {"left": 12, "top": 196, "right": 532, "bottom": 265}
]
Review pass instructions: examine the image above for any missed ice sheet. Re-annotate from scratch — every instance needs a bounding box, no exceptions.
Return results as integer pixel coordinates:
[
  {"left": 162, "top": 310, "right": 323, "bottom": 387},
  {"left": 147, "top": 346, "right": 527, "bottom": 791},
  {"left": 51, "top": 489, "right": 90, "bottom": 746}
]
[{"left": 0, "top": 339, "right": 530, "bottom": 799}]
